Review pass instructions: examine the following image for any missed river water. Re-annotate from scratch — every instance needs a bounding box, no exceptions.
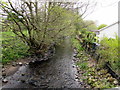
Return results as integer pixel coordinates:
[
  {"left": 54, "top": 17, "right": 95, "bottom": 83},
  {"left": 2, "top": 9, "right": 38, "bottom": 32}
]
[{"left": 2, "top": 38, "right": 81, "bottom": 89}]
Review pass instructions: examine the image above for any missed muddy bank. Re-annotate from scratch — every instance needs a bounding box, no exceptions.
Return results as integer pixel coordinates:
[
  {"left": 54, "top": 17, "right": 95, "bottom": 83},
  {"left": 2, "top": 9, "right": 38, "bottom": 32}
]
[{"left": 2, "top": 38, "right": 81, "bottom": 88}]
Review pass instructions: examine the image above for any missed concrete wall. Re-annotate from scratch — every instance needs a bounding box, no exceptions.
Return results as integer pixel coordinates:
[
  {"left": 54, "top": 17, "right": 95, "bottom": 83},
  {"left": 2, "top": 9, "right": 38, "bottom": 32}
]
[{"left": 97, "top": 22, "right": 118, "bottom": 40}]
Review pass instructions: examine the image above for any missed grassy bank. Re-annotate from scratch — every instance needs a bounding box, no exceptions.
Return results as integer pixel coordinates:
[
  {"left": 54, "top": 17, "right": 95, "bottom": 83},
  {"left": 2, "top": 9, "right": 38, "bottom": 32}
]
[
  {"left": 1, "top": 31, "right": 30, "bottom": 64},
  {"left": 72, "top": 38, "right": 119, "bottom": 88}
]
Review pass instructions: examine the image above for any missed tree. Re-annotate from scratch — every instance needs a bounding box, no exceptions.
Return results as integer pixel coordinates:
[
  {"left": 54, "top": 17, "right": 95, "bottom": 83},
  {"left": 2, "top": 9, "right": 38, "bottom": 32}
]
[
  {"left": 97, "top": 24, "right": 107, "bottom": 30},
  {"left": 0, "top": 0, "right": 96, "bottom": 56},
  {"left": 0, "top": 0, "right": 77, "bottom": 55}
]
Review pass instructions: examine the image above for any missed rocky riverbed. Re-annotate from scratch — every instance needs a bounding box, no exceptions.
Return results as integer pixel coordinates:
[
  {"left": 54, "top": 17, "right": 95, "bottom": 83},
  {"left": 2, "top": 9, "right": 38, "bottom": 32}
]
[{"left": 1, "top": 38, "right": 81, "bottom": 89}]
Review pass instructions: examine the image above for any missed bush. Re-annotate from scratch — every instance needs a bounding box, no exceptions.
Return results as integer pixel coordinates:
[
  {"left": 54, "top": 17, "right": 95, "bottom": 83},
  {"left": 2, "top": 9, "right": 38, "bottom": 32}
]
[{"left": 97, "top": 36, "right": 120, "bottom": 74}]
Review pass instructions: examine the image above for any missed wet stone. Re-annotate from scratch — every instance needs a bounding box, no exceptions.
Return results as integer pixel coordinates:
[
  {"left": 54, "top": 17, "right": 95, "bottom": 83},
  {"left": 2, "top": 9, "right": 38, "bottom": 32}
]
[
  {"left": 75, "top": 77, "right": 79, "bottom": 79},
  {"left": 2, "top": 68, "right": 6, "bottom": 72},
  {"left": 2, "top": 72, "right": 6, "bottom": 77},
  {"left": 2, "top": 78, "right": 8, "bottom": 83},
  {"left": 73, "top": 54, "right": 77, "bottom": 57},
  {"left": 113, "top": 80, "right": 118, "bottom": 84},
  {"left": 2, "top": 65, "right": 4, "bottom": 68},
  {"left": 41, "top": 76, "right": 45, "bottom": 79},
  {"left": 28, "top": 79, "right": 38, "bottom": 86},
  {"left": 73, "top": 58, "right": 76, "bottom": 61},
  {"left": 74, "top": 51, "right": 78, "bottom": 54},
  {"left": 40, "top": 83, "right": 47, "bottom": 86},
  {"left": 18, "top": 62, "right": 23, "bottom": 66},
  {"left": 21, "top": 73, "right": 25, "bottom": 76},
  {"left": 72, "top": 65, "right": 76, "bottom": 68},
  {"left": 21, "top": 80, "right": 26, "bottom": 83},
  {"left": 26, "top": 63, "right": 29, "bottom": 65}
]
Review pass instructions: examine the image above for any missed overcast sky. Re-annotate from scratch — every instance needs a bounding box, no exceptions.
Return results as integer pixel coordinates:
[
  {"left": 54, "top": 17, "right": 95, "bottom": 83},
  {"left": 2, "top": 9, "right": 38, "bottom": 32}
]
[
  {"left": 84, "top": 0, "right": 119, "bottom": 26},
  {"left": 1, "top": 0, "right": 119, "bottom": 26}
]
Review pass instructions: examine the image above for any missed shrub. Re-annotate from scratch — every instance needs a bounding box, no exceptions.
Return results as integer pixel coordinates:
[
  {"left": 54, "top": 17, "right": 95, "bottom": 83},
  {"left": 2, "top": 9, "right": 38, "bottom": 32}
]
[{"left": 97, "top": 36, "right": 119, "bottom": 74}]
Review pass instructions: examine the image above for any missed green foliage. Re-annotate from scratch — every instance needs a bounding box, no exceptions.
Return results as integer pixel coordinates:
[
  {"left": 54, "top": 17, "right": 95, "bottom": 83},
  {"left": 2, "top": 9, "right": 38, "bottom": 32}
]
[
  {"left": 7, "top": 12, "right": 23, "bottom": 22},
  {"left": 71, "top": 38, "right": 84, "bottom": 51},
  {"left": 1, "top": 1, "right": 79, "bottom": 54},
  {"left": 97, "top": 36, "right": 119, "bottom": 74},
  {"left": 74, "top": 20, "right": 97, "bottom": 32},
  {"left": 74, "top": 19, "right": 98, "bottom": 48},
  {"left": 84, "top": 20, "right": 97, "bottom": 30},
  {"left": 97, "top": 24, "right": 107, "bottom": 30},
  {"left": 1, "top": 31, "right": 30, "bottom": 64},
  {"left": 72, "top": 18, "right": 119, "bottom": 88},
  {"left": 77, "top": 29, "right": 98, "bottom": 53}
]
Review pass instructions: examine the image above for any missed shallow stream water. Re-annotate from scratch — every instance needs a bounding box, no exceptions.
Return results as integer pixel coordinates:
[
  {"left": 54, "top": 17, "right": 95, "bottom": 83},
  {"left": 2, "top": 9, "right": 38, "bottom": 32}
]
[{"left": 2, "top": 38, "right": 81, "bottom": 89}]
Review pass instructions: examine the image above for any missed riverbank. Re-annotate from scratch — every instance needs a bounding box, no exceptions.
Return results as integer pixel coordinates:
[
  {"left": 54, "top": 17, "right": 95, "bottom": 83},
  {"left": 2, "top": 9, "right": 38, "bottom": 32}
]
[
  {"left": 73, "top": 48, "right": 119, "bottom": 88},
  {"left": 71, "top": 37, "right": 120, "bottom": 88}
]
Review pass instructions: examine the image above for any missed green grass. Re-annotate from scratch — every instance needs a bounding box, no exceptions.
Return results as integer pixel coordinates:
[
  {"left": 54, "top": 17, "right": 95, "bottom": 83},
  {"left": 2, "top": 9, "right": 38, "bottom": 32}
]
[
  {"left": 1, "top": 30, "right": 28, "bottom": 40},
  {"left": 1, "top": 31, "right": 30, "bottom": 64},
  {"left": 77, "top": 62, "right": 88, "bottom": 70}
]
